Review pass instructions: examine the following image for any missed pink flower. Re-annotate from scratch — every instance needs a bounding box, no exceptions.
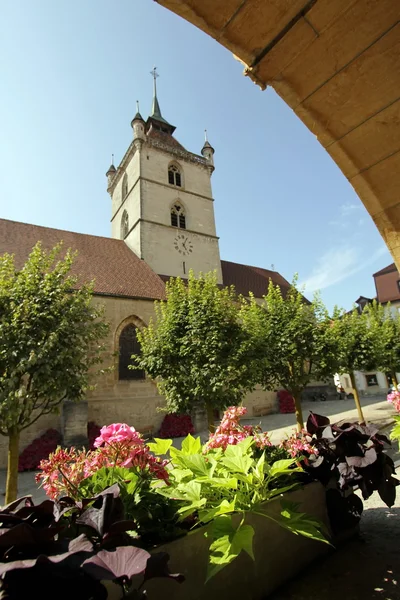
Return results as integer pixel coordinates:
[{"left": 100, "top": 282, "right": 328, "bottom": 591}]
[
  {"left": 279, "top": 429, "right": 316, "bottom": 458},
  {"left": 36, "top": 422, "right": 170, "bottom": 500},
  {"left": 388, "top": 391, "right": 400, "bottom": 413},
  {"left": 205, "top": 406, "right": 272, "bottom": 452},
  {"left": 94, "top": 423, "right": 144, "bottom": 448}
]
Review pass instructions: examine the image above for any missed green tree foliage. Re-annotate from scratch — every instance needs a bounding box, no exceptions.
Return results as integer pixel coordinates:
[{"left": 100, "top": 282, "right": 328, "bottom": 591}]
[
  {"left": 0, "top": 243, "right": 109, "bottom": 503},
  {"left": 135, "top": 271, "right": 258, "bottom": 432},
  {"left": 367, "top": 301, "right": 400, "bottom": 386},
  {"left": 329, "top": 306, "right": 379, "bottom": 423},
  {"left": 240, "top": 279, "right": 338, "bottom": 431}
]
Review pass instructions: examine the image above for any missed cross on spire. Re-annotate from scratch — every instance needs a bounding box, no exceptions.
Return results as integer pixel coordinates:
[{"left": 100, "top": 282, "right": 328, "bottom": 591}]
[
  {"left": 150, "top": 66, "right": 162, "bottom": 119},
  {"left": 150, "top": 66, "right": 159, "bottom": 82}
]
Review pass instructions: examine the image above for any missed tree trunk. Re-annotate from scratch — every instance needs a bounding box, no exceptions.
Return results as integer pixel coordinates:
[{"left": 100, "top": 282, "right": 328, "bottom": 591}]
[
  {"left": 349, "top": 372, "right": 365, "bottom": 424},
  {"left": 293, "top": 391, "right": 304, "bottom": 432},
  {"left": 5, "top": 428, "right": 20, "bottom": 504},
  {"left": 206, "top": 402, "right": 215, "bottom": 434},
  {"left": 391, "top": 371, "right": 399, "bottom": 387}
]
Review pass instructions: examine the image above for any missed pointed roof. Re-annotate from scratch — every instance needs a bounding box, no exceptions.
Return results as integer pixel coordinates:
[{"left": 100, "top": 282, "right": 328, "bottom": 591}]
[
  {"left": 147, "top": 67, "right": 176, "bottom": 134},
  {"left": 106, "top": 163, "right": 116, "bottom": 176},
  {"left": 131, "top": 100, "right": 144, "bottom": 125},
  {"left": 202, "top": 130, "right": 214, "bottom": 154},
  {"left": 132, "top": 111, "right": 144, "bottom": 123}
]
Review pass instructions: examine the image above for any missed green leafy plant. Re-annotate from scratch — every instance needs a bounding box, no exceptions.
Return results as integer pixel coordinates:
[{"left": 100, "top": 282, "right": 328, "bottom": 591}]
[
  {"left": 240, "top": 278, "right": 338, "bottom": 431},
  {"left": 0, "top": 242, "right": 110, "bottom": 503},
  {"left": 150, "top": 434, "right": 330, "bottom": 580},
  {"left": 135, "top": 271, "right": 258, "bottom": 432},
  {"left": 329, "top": 306, "right": 380, "bottom": 423}
]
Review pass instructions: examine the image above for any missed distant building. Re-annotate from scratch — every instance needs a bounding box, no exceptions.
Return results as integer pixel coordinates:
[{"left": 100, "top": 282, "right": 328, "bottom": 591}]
[{"left": 337, "top": 263, "right": 400, "bottom": 396}]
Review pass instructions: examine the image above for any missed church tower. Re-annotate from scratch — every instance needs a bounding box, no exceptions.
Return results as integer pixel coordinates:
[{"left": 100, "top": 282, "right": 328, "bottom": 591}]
[{"left": 106, "top": 69, "right": 223, "bottom": 283}]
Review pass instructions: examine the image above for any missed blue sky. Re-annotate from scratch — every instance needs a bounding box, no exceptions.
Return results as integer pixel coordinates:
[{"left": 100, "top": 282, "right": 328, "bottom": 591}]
[{"left": 0, "top": 0, "right": 392, "bottom": 311}]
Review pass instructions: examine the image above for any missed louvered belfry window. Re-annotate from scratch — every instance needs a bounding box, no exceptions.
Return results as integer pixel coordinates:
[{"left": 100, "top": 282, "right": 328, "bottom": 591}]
[{"left": 118, "top": 324, "right": 145, "bottom": 380}]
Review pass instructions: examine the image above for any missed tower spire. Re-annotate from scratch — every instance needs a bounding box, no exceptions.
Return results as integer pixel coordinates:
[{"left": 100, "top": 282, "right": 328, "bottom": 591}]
[{"left": 150, "top": 66, "right": 162, "bottom": 118}]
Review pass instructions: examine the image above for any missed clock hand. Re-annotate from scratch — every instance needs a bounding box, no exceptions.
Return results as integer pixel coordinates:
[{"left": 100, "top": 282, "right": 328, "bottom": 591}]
[{"left": 182, "top": 240, "right": 187, "bottom": 250}]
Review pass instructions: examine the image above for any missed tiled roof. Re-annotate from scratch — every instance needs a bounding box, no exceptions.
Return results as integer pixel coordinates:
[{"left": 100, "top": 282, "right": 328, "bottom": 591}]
[
  {"left": 147, "top": 127, "right": 187, "bottom": 151},
  {"left": 373, "top": 263, "right": 397, "bottom": 277},
  {"left": 160, "top": 261, "right": 293, "bottom": 299},
  {"left": 221, "top": 260, "right": 292, "bottom": 298},
  {"left": 0, "top": 219, "right": 166, "bottom": 300}
]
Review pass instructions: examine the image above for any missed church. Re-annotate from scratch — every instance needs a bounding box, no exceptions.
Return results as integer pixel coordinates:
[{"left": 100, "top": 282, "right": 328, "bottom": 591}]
[{"left": 0, "top": 74, "right": 292, "bottom": 463}]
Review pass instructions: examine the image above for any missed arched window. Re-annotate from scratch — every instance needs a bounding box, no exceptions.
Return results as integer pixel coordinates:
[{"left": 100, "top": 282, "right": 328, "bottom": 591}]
[
  {"left": 171, "top": 202, "right": 186, "bottom": 229},
  {"left": 168, "top": 164, "right": 182, "bottom": 187},
  {"left": 121, "top": 210, "right": 129, "bottom": 239},
  {"left": 122, "top": 173, "right": 128, "bottom": 198},
  {"left": 118, "top": 324, "right": 145, "bottom": 380}
]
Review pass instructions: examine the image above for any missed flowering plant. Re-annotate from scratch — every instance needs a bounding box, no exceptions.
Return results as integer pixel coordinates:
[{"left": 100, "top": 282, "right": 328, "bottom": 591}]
[
  {"left": 205, "top": 406, "right": 272, "bottom": 452},
  {"left": 279, "top": 429, "right": 316, "bottom": 459},
  {"left": 36, "top": 423, "right": 169, "bottom": 500},
  {"left": 388, "top": 390, "right": 400, "bottom": 443},
  {"left": 150, "top": 430, "right": 329, "bottom": 580},
  {"left": 388, "top": 390, "right": 400, "bottom": 413}
]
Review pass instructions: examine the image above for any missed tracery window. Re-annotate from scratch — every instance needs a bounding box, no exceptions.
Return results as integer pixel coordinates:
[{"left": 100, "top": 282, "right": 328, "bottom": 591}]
[
  {"left": 118, "top": 324, "right": 145, "bottom": 380},
  {"left": 171, "top": 202, "right": 186, "bottom": 229},
  {"left": 168, "top": 164, "right": 182, "bottom": 187}
]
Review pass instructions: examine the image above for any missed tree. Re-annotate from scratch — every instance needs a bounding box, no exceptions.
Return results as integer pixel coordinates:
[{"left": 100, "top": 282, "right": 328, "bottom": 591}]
[
  {"left": 329, "top": 306, "right": 379, "bottom": 423},
  {"left": 367, "top": 301, "right": 400, "bottom": 387},
  {"left": 135, "top": 271, "right": 258, "bottom": 432},
  {"left": 240, "top": 279, "right": 338, "bottom": 432},
  {"left": 0, "top": 243, "right": 109, "bottom": 503}
]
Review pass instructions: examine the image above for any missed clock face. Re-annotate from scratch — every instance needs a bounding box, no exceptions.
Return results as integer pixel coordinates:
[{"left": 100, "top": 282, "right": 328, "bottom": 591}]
[{"left": 174, "top": 233, "right": 193, "bottom": 256}]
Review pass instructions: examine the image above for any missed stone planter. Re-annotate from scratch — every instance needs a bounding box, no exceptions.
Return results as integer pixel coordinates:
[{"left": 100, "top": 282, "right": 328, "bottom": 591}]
[{"left": 146, "top": 482, "right": 330, "bottom": 600}]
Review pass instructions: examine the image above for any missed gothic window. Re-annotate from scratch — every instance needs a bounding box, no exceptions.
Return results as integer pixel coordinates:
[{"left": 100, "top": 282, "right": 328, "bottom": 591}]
[
  {"left": 168, "top": 164, "right": 182, "bottom": 187},
  {"left": 121, "top": 210, "right": 129, "bottom": 239},
  {"left": 122, "top": 173, "right": 128, "bottom": 198},
  {"left": 118, "top": 324, "right": 145, "bottom": 380},
  {"left": 171, "top": 202, "right": 186, "bottom": 229}
]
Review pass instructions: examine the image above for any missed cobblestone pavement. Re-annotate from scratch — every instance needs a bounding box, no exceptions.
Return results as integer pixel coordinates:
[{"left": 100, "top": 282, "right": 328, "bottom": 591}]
[{"left": 269, "top": 483, "right": 400, "bottom": 600}]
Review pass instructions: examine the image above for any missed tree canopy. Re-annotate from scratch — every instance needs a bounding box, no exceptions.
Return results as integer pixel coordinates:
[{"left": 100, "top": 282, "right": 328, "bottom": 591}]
[
  {"left": 0, "top": 242, "right": 109, "bottom": 501},
  {"left": 135, "top": 271, "right": 258, "bottom": 430},
  {"left": 240, "top": 279, "right": 338, "bottom": 430}
]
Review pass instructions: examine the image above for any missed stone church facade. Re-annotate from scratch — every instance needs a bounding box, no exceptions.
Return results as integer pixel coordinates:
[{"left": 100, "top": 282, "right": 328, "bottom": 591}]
[{"left": 0, "top": 80, "right": 291, "bottom": 465}]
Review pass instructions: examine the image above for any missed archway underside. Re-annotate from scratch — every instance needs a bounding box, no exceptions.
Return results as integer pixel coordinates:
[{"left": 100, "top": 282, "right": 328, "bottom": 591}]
[{"left": 156, "top": 0, "right": 400, "bottom": 270}]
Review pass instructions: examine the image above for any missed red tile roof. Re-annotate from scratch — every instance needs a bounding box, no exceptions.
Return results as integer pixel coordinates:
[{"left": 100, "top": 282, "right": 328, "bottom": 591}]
[
  {"left": 0, "top": 219, "right": 295, "bottom": 302},
  {"left": 147, "top": 128, "right": 187, "bottom": 151},
  {"left": 221, "top": 260, "right": 292, "bottom": 298},
  {"left": 0, "top": 219, "right": 166, "bottom": 300},
  {"left": 373, "top": 263, "right": 397, "bottom": 277}
]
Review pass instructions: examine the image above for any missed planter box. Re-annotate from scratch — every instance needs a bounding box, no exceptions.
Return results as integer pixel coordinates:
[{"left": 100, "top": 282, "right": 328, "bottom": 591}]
[{"left": 146, "top": 482, "right": 330, "bottom": 600}]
